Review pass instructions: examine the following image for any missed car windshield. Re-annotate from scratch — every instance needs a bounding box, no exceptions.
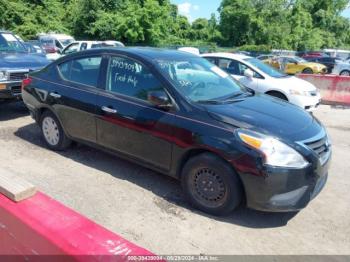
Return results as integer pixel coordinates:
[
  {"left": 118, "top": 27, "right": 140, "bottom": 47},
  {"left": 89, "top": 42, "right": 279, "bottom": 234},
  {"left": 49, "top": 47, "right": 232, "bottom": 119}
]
[
  {"left": 244, "top": 57, "right": 287, "bottom": 78},
  {"left": 60, "top": 39, "right": 74, "bottom": 46},
  {"left": 0, "top": 33, "right": 26, "bottom": 52},
  {"left": 293, "top": 57, "right": 307, "bottom": 63},
  {"left": 155, "top": 57, "right": 245, "bottom": 103},
  {"left": 40, "top": 39, "right": 55, "bottom": 46}
]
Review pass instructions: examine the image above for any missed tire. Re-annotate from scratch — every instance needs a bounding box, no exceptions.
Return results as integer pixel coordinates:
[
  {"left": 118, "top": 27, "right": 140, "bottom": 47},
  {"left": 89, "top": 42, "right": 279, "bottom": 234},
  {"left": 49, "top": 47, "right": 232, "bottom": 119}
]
[
  {"left": 40, "top": 110, "right": 71, "bottom": 151},
  {"left": 340, "top": 70, "right": 350, "bottom": 76},
  {"left": 181, "top": 153, "right": 242, "bottom": 216},
  {"left": 302, "top": 68, "right": 313, "bottom": 74},
  {"left": 266, "top": 91, "right": 288, "bottom": 101}
]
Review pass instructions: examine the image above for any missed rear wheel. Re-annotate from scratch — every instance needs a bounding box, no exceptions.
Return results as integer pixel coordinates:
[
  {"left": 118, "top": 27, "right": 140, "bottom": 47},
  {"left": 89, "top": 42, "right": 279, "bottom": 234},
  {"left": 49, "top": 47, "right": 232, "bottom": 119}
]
[
  {"left": 340, "top": 70, "right": 350, "bottom": 76},
  {"left": 181, "top": 153, "right": 242, "bottom": 216},
  {"left": 40, "top": 110, "right": 71, "bottom": 151},
  {"left": 302, "top": 68, "right": 313, "bottom": 74},
  {"left": 266, "top": 91, "right": 288, "bottom": 101}
]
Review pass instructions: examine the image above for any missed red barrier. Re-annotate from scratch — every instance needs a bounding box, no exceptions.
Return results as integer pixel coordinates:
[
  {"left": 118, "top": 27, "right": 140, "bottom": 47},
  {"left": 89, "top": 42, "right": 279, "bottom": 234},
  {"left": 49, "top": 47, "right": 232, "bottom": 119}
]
[
  {"left": 297, "top": 74, "right": 350, "bottom": 106},
  {"left": 0, "top": 192, "right": 158, "bottom": 261}
]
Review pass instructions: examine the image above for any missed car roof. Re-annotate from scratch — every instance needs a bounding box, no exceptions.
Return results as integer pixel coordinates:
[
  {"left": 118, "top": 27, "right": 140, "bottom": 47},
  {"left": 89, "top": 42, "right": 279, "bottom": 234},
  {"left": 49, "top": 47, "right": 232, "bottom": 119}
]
[
  {"left": 201, "top": 52, "right": 252, "bottom": 61},
  {"left": 65, "top": 47, "right": 201, "bottom": 61},
  {"left": 0, "top": 30, "right": 16, "bottom": 35},
  {"left": 72, "top": 41, "right": 100, "bottom": 44},
  {"left": 279, "top": 55, "right": 298, "bottom": 58},
  {"left": 39, "top": 34, "right": 74, "bottom": 39}
]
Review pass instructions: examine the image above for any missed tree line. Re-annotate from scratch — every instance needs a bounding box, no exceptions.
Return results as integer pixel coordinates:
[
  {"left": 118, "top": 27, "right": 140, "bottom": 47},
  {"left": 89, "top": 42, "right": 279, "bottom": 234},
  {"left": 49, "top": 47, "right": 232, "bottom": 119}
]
[{"left": 0, "top": 0, "right": 349, "bottom": 51}]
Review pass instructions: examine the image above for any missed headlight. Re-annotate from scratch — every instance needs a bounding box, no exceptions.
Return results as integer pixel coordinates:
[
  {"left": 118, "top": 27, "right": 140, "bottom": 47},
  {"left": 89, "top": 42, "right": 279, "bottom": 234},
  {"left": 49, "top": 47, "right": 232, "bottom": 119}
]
[
  {"left": 289, "top": 89, "right": 309, "bottom": 96},
  {"left": 0, "top": 71, "right": 8, "bottom": 81},
  {"left": 237, "top": 130, "right": 309, "bottom": 168}
]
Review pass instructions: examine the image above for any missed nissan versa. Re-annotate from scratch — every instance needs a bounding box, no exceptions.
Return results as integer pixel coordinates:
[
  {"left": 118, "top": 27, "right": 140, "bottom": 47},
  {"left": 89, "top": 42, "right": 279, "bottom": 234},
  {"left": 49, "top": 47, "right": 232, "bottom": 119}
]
[{"left": 22, "top": 48, "right": 331, "bottom": 215}]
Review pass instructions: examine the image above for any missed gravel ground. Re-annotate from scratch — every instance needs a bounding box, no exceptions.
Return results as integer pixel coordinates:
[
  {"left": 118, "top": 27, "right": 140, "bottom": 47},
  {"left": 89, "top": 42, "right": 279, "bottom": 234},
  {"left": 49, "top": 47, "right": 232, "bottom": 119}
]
[{"left": 0, "top": 102, "right": 349, "bottom": 255}]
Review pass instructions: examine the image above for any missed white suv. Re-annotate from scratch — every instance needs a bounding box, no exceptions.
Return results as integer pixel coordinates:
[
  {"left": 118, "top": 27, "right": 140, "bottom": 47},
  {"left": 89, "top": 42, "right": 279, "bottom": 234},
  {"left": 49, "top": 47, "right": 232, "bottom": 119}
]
[{"left": 202, "top": 53, "right": 321, "bottom": 111}]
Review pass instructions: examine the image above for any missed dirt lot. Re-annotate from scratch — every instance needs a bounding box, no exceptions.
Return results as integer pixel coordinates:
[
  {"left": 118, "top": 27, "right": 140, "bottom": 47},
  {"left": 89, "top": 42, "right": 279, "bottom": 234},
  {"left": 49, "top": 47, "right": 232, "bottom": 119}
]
[{"left": 0, "top": 102, "right": 349, "bottom": 255}]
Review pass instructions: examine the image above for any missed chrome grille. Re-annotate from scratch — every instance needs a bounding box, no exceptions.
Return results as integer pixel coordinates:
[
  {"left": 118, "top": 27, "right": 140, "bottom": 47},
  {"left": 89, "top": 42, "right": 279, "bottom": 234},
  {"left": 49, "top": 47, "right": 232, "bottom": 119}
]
[
  {"left": 11, "top": 86, "right": 21, "bottom": 95},
  {"left": 303, "top": 135, "right": 330, "bottom": 165},
  {"left": 9, "top": 72, "right": 28, "bottom": 81}
]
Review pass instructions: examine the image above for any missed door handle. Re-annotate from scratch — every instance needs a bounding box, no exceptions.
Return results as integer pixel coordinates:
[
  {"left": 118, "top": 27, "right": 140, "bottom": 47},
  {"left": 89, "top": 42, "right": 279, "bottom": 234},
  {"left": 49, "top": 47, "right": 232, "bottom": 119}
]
[
  {"left": 49, "top": 92, "right": 61, "bottom": 98},
  {"left": 101, "top": 106, "right": 117, "bottom": 114}
]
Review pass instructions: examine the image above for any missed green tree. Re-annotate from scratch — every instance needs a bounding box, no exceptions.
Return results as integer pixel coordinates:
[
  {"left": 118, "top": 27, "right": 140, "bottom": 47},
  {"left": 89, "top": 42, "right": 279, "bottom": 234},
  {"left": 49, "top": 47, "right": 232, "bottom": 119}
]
[{"left": 219, "top": 0, "right": 350, "bottom": 50}]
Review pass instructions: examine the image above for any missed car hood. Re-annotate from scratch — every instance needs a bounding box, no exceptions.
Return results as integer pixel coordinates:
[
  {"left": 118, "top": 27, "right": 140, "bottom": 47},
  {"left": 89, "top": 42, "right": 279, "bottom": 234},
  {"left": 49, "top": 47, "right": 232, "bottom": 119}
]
[
  {"left": 204, "top": 94, "right": 322, "bottom": 141},
  {"left": 0, "top": 52, "right": 50, "bottom": 70},
  {"left": 268, "top": 75, "right": 317, "bottom": 91}
]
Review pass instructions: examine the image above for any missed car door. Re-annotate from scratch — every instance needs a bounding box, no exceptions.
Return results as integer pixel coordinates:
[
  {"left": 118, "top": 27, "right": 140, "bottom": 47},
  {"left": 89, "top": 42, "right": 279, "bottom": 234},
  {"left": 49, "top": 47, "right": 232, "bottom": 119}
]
[
  {"left": 95, "top": 55, "right": 174, "bottom": 171},
  {"left": 52, "top": 55, "right": 103, "bottom": 143},
  {"left": 216, "top": 58, "right": 259, "bottom": 91}
]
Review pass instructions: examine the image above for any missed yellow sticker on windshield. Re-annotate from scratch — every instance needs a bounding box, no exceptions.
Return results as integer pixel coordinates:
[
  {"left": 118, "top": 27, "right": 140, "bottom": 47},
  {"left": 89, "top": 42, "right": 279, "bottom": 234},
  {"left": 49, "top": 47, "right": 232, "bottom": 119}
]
[{"left": 211, "top": 66, "right": 228, "bottom": 78}]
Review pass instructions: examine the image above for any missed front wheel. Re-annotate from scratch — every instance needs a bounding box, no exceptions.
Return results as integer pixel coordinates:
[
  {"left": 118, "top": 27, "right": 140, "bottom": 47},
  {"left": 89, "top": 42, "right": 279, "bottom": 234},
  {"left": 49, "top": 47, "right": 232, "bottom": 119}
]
[
  {"left": 302, "top": 68, "right": 313, "bottom": 74},
  {"left": 181, "top": 153, "right": 242, "bottom": 216},
  {"left": 340, "top": 70, "right": 350, "bottom": 76},
  {"left": 266, "top": 91, "right": 288, "bottom": 101},
  {"left": 40, "top": 110, "right": 72, "bottom": 151}
]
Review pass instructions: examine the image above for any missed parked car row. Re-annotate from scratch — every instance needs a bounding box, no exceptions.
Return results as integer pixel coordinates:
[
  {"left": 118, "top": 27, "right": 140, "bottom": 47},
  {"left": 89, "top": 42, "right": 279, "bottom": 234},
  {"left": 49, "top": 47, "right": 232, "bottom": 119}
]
[
  {"left": 0, "top": 30, "right": 50, "bottom": 102},
  {"left": 21, "top": 47, "right": 331, "bottom": 215},
  {"left": 202, "top": 53, "right": 321, "bottom": 111},
  {"left": 257, "top": 53, "right": 350, "bottom": 76},
  {"left": 0, "top": 30, "right": 127, "bottom": 102},
  {"left": 260, "top": 55, "right": 327, "bottom": 75}
]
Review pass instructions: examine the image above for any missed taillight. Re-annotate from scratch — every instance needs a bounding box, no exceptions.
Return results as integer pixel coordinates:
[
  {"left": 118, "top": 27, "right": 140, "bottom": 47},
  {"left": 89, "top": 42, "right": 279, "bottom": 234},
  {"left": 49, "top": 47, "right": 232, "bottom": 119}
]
[
  {"left": 22, "top": 77, "right": 32, "bottom": 90},
  {"left": 45, "top": 47, "right": 57, "bottom": 53}
]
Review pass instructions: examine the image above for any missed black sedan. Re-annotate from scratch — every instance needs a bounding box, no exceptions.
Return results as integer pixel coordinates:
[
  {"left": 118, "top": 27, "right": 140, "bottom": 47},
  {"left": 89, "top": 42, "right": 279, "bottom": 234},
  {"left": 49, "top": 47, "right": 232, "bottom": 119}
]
[{"left": 22, "top": 48, "right": 331, "bottom": 215}]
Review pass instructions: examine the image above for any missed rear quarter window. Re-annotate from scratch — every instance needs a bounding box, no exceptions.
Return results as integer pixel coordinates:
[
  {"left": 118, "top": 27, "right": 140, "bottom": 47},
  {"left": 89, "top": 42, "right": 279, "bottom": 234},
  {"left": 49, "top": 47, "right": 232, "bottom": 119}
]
[{"left": 58, "top": 56, "right": 102, "bottom": 87}]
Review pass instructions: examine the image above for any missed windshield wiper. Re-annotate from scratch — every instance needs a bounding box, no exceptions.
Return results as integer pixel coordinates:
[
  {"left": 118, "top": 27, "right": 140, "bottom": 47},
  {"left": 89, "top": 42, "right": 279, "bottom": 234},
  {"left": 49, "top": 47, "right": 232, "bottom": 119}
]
[
  {"left": 222, "top": 92, "right": 253, "bottom": 102},
  {"left": 196, "top": 99, "right": 223, "bottom": 104}
]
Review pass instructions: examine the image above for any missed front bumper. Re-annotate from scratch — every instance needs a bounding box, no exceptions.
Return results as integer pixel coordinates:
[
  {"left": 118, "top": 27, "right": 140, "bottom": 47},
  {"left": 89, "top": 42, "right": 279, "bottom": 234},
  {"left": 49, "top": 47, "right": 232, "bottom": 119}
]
[
  {"left": 46, "top": 53, "right": 61, "bottom": 61},
  {"left": 239, "top": 150, "right": 331, "bottom": 212},
  {"left": 0, "top": 81, "right": 22, "bottom": 100},
  {"left": 289, "top": 93, "right": 321, "bottom": 112}
]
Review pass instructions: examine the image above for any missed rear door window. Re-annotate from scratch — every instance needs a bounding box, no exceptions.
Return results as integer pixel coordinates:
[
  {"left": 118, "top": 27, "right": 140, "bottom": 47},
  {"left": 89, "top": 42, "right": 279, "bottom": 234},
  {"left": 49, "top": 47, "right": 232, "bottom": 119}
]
[
  {"left": 80, "top": 42, "right": 88, "bottom": 51},
  {"left": 205, "top": 57, "right": 217, "bottom": 65},
  {"left": 218, "top": 58, "right": 241, "bottom": 75},
  {"left": 58, "top": 56, "right": 102, "bottom": 87},
  {"left": 217, "top": 58, "right": 246, "bottom": 75},
  {"left": 218, "top": 58, "right": 263, "bottom": 78}
]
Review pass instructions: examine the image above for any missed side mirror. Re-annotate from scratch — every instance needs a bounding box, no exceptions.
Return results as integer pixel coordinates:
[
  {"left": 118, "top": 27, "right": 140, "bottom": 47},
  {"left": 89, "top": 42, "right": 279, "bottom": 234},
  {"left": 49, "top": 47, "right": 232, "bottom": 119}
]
[
  {"left": 148, "top": 91, "right": 172, "bottom": 110},
  {"left": 244, "top": 69, "right": 254, "bottom": 79}
]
